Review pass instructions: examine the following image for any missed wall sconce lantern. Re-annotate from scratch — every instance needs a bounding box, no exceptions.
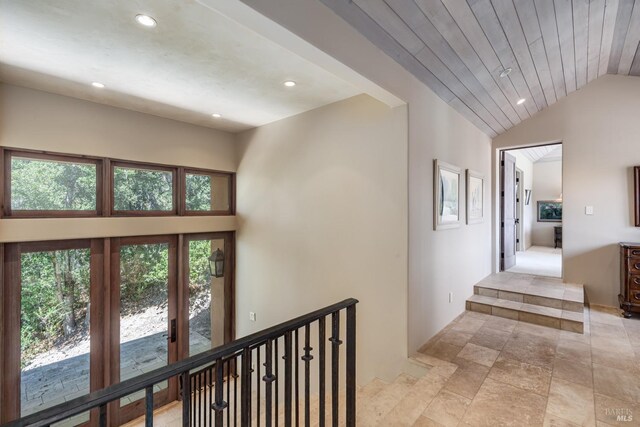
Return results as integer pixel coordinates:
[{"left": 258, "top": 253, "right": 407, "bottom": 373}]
[{"left": 209, "top": 248, "right": 225, "bottom": 278}]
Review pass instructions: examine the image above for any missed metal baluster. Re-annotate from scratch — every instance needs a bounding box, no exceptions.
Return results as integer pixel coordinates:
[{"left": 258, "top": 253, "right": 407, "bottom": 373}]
[
  {"left": 330, "top": 312, "right": 342, "bottom": 427},
  {"left": 199, "top": 371, "right": 203, "bottom": 427},
  {"left": 241, "top": 348, "right": 252, "bottom": 427},
  {"left": 182, "top": 371, "right": 190, "bottom": 427},
  {"left": 213, "top": 358, "right": 228, "bottom": 426},
  {"left": 302, "top": 324, "right": 313, "bottom": 427},
  {"left": 234, "top": 356, "right": 239, "bottom": 427},
  {"left": 257, "top": 346, "right": 261, "bottom": 427},
  {"left": 318, "top": 317, "right": 326, "bottom": 427},
  {"left": 295, "top": 329, "right": 299, "bottom": 427},
  {"left": 145, "top": 385, "right": 154, "bottom": 427},
  {"left": 275, "top": 339, "right": 279, "bottom": 427},
  {"left": 284, "top": 331, "right": 293, "bottom": 427},
  {"left": 99, "top": 404, "right": 107, "bottom": 427},
  {"left": 264, "top": 340, "right": 275, "bottom": 427},
  {"left": 210, "top": 366, "right": 214, "bottom": 427},
  {"left": 346, "top": 305, "right": 356, "bottom": 427},
  {"left": 227, "top": 358, "right": 231, "bottom": 427}
]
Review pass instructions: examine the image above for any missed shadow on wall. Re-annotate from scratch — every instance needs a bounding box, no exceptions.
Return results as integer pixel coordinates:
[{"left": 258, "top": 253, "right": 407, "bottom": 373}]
[{"left": 564, "top": 244, "right": 620, "bottom": 306}]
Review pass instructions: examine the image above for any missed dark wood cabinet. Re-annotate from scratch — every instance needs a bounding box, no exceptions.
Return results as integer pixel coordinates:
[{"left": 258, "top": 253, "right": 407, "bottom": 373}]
[{"left": 619, "top": 242, "right": 640, "bottom": 318}]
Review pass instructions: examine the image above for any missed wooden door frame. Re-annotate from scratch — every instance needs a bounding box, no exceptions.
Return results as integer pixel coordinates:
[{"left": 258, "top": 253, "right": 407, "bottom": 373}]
[
  {"left": 109, "top": 235, "right": 179, "bottom": 425},
  {"left": 180, "top": 232, "right": 235, "bottom": 361},
  {"left": 0, "top": 239, "right": 101, "bottom": 424}
]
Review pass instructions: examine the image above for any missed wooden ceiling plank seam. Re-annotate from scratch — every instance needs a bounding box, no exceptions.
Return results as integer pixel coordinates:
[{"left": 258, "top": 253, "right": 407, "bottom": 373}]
[
  {"left": 587, "top": 0, "right": 606, "bottom": 82},
  {"left": 353, "top": 0, "right": 426, "bottom": 55},
  {"left": 439, "top": 0, "right": 533, "bottom": 120},
  {"left": 607, "top": 0, "right": 635, "bottom": 73},
  {"left": 630, "top": 40, "right": 640, "bottom": 74},
  {"left": 319, "top": 0, "right": 457, "bottom": 103},
  {"left": 483, "top": 0, "right": 549, "bottom": 110},
  {"left": 618, "top": 0, "right": 640, "bottom": 74},
  {"left": 414, "top": 44, "right": 506, "bottom": 133},
  {"left": 391, "top": 1, "right": 513, "bottom": 130},
  {"left": 554, "top": 0, "right": 578, "bottom": 93},
  {"left": 409, "top": 0, "right": 522, "bottom": 126},
  {"left": 598, "top": 0, "right": 621, "bottom": 77},
  {"left": 534, "top": 0, "right": 568, "bottom": 98},
  {"left": 466, "top": 0, "right": 541, "bottom": 116},
  {"left": 573, "top": 0, "right": 590, "bottom": 88},
  {"left": 511, "top": 0, "right": 559, "bottom": 105}
]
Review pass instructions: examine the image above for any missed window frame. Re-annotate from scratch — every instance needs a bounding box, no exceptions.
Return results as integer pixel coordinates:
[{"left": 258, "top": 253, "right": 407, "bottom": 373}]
[
  {"left": 1, "top": 148, "right": 235, "bottom": 219},
  {"left": 181, "top": 167, "right": 235, "bottom": 216},
  {"left": 2, "top": 149, "right": 104, "bottom": 218},
  {"left": 110, "top": 161, "right": 179, "bottom": 217}
]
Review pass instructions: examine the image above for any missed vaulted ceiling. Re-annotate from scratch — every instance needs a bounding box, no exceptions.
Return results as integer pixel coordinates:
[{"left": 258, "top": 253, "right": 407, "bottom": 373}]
[{"left": 321, "top": 0, "right": 640, "bottom": 137}]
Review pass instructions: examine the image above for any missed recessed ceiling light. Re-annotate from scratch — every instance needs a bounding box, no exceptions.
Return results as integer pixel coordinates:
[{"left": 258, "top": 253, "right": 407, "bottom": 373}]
[
  {"left": 517, "top": 98, "right": 526, "bottom": 105},
  {"left": 212, "top": 113, "right": 221, "bottom": 118},
  {"left": 91, "top": 82, "right": 105, "bottom": 88},
  {"left": 135, "top": 14, "right": 157, "bottom": 28},
  {"left": 499, "top": 67, "right": 513, "bottom": 78},
  {"left": 283, "top": 80, "right": 296, "bottom": 87}
]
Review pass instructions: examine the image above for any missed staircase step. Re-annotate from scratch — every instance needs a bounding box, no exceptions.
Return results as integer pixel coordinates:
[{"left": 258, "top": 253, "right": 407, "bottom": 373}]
[
  {"left": 474, "top": 277, "right": 584, "bottom": 313},
  {"left": 466, "top": 294, "right": 584, "bottom": 333}
]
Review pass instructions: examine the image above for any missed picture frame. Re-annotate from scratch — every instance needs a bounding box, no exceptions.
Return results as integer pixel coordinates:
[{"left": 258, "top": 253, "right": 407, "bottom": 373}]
[
  {"left": 537, "top": 200, "right": 562, "bottom": 222},
  {"left": 635, "top": 166, "right": 640, "bottom": 227},
  {"left": 466, "top": 169, "right": 484, "bottom": 224},
  {"left": 434, "top": 159, "right": 462, "bottom": 230}
]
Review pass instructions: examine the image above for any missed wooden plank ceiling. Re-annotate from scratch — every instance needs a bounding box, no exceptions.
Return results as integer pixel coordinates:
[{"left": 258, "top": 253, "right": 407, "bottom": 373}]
[{"left": 320, "top": 0, "right": 640, "bottom": 137}]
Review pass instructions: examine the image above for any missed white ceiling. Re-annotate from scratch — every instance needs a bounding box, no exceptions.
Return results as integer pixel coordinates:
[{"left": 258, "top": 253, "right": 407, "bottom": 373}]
[
  {"left": 320, "top": 0, "right": 640, "bottom": 137},
  {"left": 0, "top": 0, "right": 362, "bottom": 133},
  {"left": 517, "top": 144, "right": 563, "bottom": 163}
]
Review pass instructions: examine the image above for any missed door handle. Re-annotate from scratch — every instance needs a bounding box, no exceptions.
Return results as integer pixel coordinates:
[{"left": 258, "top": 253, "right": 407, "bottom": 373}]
[{"left": 170, "top": 319, "right": 177, "bottom": 343}]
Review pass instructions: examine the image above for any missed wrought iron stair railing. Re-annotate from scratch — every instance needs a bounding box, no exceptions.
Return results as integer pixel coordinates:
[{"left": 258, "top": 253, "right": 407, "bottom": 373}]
[{"left": 1, "top": 298, "right": 358, "bottom": 427}]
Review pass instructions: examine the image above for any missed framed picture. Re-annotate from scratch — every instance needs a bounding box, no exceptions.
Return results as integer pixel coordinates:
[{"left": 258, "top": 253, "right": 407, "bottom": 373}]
[
  {"left": 525, "top": 189, "right": 532, "bottom": 205},
  {"left": 537, "top": 200, "right": 562, "bottom": 222},
  {"left": 466, "top": 169, "right": 484, "bottom": 224},
  {"left": 635, "top": 166, "right": 640, "bottom": 227},
  {"left": 434, "top": 160, "right": 462, "bottom": 230}
]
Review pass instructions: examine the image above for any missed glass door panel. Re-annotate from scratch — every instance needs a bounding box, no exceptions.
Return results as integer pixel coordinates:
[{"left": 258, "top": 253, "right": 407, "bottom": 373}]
[
  {"left": 19, "top": 245, "right": 91, "bottom": 426},
  {"left": 187, "top": 238, "right": 226, "bottom": 355}
]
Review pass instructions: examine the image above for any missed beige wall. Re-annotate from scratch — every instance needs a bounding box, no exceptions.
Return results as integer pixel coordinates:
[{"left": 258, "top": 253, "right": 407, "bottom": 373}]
[
  {"left": 0, "top": 84, "right": 238, "bottom": 240},
  {"left": 532, "top": 160, "right": 563, "bottom": 247},
  {"left": 235, "top": 0, "right": 493, "bottom": 364},
  {"left": 235, "top": 94, "right": 408, "bottom": 384},
  {"left": 493, "top": 74, "right": 640, "bottom": 306}
]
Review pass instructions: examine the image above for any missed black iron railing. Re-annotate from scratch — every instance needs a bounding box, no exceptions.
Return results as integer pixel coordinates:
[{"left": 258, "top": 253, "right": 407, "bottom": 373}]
[{"left": 1, "top": 298, "right": 358, "bottom": 427}]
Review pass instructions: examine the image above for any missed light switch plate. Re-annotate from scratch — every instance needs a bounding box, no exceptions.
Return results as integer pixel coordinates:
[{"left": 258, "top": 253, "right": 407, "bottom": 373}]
[
  {"left": 249, "top": 312, "right": 256, "bottom": 322},
  {"left": 585, "top": 206, "right": 594, "bottom": 215}
]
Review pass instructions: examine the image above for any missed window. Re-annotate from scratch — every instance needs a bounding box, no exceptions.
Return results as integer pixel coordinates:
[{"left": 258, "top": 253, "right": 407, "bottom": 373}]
[
  {"left": 2, "top": 148, "right": 235, "bottom": 218},
  {"left": 5, "top": 151, "right": 101, "bottom": 217},
  {"left": 184, "top": 170, "right": 233, "bottom": 214},
  {"left": 112, "top": 162, "right": 176, "bottom": 215}
]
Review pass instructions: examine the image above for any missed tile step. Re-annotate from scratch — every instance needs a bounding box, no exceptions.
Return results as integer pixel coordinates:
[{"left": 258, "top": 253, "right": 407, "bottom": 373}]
[
  {"left": 466, "top": 294, "right": 584, "bottom": 333},
  {"left": 474, "top": 283, "right": 584, "bottom": 313}
]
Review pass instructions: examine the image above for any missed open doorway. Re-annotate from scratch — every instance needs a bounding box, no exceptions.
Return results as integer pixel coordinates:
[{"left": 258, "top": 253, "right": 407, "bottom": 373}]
[{"left": 500, "top": 143, "right": 563, "bottom": 278}]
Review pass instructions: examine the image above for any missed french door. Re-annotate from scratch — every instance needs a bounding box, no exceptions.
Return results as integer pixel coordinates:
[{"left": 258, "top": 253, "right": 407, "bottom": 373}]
[
  {"left": 1, "top": 232, "right": 234, "bottom": 426},
  {"left": 110, "top": 235, "right": 179, "bottom": 425}
]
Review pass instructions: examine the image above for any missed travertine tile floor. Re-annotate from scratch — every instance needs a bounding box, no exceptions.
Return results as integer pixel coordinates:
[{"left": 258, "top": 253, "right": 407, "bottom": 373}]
[{"left": 126, "top": 304, "right": 640, "bottom": 426}]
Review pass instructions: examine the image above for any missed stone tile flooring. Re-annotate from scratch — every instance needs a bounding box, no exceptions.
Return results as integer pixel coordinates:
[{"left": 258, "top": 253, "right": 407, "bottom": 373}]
[{"left": 124, "top": 282, "right": 640, "bottom": 426}]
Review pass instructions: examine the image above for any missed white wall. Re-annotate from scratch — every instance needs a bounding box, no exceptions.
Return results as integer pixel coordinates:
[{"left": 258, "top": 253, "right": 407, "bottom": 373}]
[
  {"left": 235, "top": 0, "right": 493, "bottom": 360},
  {"left": 235, "top": 95, "right": 408, "bottom": 384},
  {"left": 0, "top": 84, "right": 238, "bottom": 241},
  {"left": 493, "top": 74, "right": 640, "bottom": 306},
  {"left": 532, "top": 160, "right": 563, "bottom": 247},
  {"left": 508, "top": 151, "right": 534, "bottom": 250}
]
